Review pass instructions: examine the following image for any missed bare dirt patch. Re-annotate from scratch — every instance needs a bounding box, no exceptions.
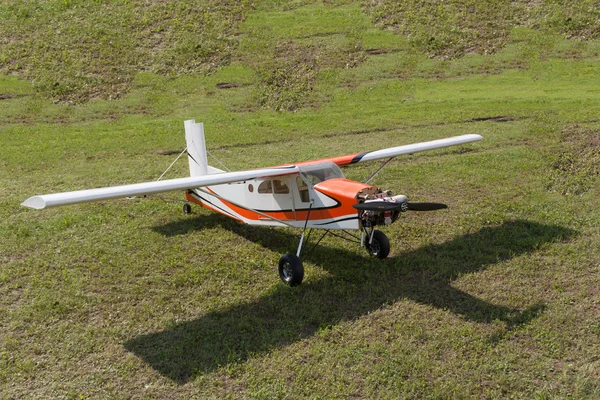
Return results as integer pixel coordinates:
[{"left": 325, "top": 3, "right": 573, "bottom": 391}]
[
  {"left": 471, "top": 116, "right": 518, "bottom": 123},
  {"left": 365, "top": 48, "right": 388, "bottom": 55},
  {"left": 216, "top": 82, "right": 239, "bottom": 89}
]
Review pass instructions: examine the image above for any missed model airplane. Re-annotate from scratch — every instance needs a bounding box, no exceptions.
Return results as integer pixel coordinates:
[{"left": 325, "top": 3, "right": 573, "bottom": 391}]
[{"left": 23, "top": 120, "right": 482, "bottom": 286}]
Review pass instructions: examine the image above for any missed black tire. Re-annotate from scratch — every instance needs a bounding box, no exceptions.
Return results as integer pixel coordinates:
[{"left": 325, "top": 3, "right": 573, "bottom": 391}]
[
  {"left": 366, "top": 230, "right": 390, "bottom": 259},
  {"left": 183, "top": 203, "right": 192, "bottom": 214},
  {"left": 278, "top": 254, "right": 304, "bottom": 286}
]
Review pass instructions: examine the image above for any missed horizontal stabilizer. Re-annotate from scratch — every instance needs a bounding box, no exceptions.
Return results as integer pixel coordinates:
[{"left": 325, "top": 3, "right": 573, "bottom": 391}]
[{"left": 22, "top": 165, "right": 298, "bottom": 209}]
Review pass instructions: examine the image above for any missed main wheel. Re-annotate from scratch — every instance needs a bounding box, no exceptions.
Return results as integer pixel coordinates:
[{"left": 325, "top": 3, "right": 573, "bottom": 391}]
[
  {"left": 366, "top": 230, "right": 390, "bottom": 259},
  {"left": 278, "top": 254, "right": 304, "bottom": 286},
  {"left": 183, "top": 203, "right": 192, "bottom": 214}
]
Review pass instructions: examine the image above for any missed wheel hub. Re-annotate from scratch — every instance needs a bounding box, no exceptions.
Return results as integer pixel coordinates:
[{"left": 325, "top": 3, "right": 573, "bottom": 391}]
[
  {"left": 281, "top": 262, "right": 293, "bottom": 281},
  {"left": 369, "top": 241, "right": 380, "bottom": 257}
]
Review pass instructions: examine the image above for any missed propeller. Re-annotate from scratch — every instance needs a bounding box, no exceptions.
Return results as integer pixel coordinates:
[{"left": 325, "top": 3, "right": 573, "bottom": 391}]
[
  {"left": 406, "top": 202, "right": 448, "bottom": 211},
  {"left": 353, "top": 200, "right": 448, "bottom": 212}
]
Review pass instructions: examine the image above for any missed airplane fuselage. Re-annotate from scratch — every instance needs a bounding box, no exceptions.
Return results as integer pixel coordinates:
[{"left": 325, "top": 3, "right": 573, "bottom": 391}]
[{"left": 186, "top": 167, "right": 378, "bottom": 230}]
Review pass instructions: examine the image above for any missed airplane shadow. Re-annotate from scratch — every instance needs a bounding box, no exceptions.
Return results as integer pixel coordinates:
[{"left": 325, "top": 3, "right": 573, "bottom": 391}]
[{"left": 126, "top": 217, "right": 576, "bottom": 383}]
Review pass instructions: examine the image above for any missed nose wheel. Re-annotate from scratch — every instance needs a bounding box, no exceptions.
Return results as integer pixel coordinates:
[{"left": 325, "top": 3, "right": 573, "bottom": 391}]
[{"left": 365, "top": 229, "right": 390, "bottom": 259}]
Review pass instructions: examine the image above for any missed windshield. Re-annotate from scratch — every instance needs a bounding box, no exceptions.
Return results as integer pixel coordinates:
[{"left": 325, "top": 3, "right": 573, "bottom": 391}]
[{"left": 298, "top": 161, "right": 344, "bottom": 185}]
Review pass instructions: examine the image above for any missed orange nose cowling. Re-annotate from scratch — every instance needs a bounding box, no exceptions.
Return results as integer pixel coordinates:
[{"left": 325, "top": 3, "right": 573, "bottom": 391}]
[{"left": 313, "top": 178, "right": 375, "bottom": 218}]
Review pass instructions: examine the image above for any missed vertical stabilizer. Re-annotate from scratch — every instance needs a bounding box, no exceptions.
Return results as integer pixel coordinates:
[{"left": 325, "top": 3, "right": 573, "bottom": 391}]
[{"left": 184, "top": 120, "right": 208, "bottom": 177}]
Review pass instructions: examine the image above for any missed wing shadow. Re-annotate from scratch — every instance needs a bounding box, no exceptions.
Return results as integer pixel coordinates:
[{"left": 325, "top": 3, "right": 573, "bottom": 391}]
[{"left": 130, "top": 218, "right": 575, "bottom": 383}]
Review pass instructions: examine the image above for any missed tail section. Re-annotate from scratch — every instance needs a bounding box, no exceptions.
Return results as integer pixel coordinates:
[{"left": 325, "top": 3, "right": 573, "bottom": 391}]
[{"left": 184, "top": 120, "right": 209, "bottom": 177}]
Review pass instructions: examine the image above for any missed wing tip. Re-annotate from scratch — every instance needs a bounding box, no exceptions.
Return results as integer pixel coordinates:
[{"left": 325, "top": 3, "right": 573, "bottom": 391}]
[{"left": 21, "top": 196, "right": 47, "bottom": 210}]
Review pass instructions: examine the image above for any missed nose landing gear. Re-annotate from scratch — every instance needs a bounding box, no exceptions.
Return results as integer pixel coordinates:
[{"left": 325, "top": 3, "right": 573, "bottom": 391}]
[{"left": 365, "top": 229, "right": 390, "bottom": 259}]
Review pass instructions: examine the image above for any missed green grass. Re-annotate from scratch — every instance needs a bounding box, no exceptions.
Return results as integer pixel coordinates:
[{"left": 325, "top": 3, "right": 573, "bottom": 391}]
[
  {"left": 2, "top": 1, "right": 600, "bottom": 398},
  {"left": 0, "top": 0, "right": 254, "bottom": 102},
  {"left": 361, "top": 0, "right": 600, "bottom": 58}
]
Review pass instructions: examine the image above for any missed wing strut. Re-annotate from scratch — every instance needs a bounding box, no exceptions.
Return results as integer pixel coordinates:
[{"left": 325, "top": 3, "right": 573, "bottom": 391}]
[
  {"left": 364, "top": 156, "right": 395, "bottom": 184},
  {"left": 157, "top": 147, "right": 188, "bottom": 181}
]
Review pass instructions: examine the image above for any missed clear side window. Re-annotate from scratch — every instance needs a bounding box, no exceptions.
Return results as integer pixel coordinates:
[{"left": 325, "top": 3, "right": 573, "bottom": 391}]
[
  {"left": 258, "top": 180, "right": 273, "bottom": 194},
  {"left": 273, "top": 179, "right": 289, "bottom": 194},
  {"left": 296, "top": 176, "right": 310, "bottom": 202}
]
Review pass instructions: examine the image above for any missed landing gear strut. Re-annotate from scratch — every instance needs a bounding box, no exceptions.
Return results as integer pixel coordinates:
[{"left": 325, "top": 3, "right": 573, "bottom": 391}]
[{"left": 278, "top": 201, "right": 313, "bottom": 286}]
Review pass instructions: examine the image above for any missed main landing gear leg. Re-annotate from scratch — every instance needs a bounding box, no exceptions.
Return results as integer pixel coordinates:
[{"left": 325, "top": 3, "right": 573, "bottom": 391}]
[
  {"left": 278, "top": 231, "right": 306, "bottom": 286},
  {"left": 278, "top": 201, "right": 313, "bottom": 286}
]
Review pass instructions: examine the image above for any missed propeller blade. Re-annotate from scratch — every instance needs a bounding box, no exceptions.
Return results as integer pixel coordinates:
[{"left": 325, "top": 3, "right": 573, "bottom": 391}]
[
  {"left": 353, "top": 201, "right": 407, "bottom": 212},
  {"left": 406, "top": 202, "right": 448, "bottom": 211}
]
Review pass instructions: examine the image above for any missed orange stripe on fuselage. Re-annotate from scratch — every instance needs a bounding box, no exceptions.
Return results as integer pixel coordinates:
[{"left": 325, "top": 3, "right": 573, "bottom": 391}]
[
  {"left": 196, "top": 178, "right": 373, "bottom": 223},
  {"left": 185, "top": 191, "right": 243, "bottom": 222}
]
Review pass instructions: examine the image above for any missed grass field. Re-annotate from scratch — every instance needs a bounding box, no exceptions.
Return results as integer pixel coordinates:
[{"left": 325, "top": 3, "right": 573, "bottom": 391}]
[{"left": 1, "top": 1, "right": 600, "bottom": 398}]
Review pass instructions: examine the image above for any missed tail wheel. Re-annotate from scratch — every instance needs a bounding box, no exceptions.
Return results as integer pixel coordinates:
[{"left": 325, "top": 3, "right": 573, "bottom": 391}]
[
  {"left": 366, "top": 230, "right": 390, "bottom": 259},
  {"left": 278, "top": 254, "right": 304, "bottom": 286}
]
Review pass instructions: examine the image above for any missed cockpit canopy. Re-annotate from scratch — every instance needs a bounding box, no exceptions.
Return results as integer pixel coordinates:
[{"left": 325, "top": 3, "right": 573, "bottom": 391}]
[{"left": 297, "top": 161, "right": 344, "bottom": 186}]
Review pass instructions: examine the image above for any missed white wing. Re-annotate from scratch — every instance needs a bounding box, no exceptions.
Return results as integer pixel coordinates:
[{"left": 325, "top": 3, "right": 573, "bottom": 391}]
[
  {"left": 22, "top": 166, "right": 298, "bottom": 209},
  {"left": 357, "top": 134, "right": 482, "bottom": 163},
  {"left": 23, "top": 134, "right": 482, "bottom": 210},
  {"left": 321, "top": 134, "right": 483, "bottom": 166}
]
